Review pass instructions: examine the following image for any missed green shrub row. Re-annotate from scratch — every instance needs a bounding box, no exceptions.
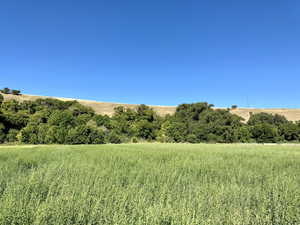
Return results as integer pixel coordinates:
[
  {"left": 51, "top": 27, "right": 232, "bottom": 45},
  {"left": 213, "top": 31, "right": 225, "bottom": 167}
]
[{"left": 0, "top": 93, "right": 300, "bottom": 144}]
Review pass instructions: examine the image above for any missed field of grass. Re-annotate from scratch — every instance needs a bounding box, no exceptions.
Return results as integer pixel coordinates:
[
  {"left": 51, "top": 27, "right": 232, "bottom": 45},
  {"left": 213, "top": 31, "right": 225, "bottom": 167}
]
[{"left": 0, "top": 144, "right": 299, "bottom": 225}]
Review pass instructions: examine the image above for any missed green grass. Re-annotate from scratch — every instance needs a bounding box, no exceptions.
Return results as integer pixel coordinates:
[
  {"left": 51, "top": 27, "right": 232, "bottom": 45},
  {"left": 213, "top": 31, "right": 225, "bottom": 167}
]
[{"left": 0, "top": 144, "right": 299, "bottom": 225}]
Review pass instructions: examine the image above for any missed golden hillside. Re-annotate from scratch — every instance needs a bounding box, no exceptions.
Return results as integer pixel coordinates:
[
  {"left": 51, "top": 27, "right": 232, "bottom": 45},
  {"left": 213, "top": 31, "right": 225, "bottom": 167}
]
[{"left": 2, "top": 93, "right": 300, "bottom": 121}]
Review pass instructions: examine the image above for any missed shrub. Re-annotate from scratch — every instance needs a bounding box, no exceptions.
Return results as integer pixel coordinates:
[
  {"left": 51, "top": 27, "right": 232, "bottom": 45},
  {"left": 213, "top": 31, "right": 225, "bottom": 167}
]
[
  {"left": 106, "top": 131, "right": 122, "bottom": 144},
  {"left": 18, "top": 124, "right": 39, "bottom": 144},
  {"left": 6, "top": 129, "right": 19, "bottom": 142},
  {"left": 234, "top": 126, "right": 252, "bottom": 143},
  {"left": 250, "top": 123, "right": 280, "bottom": 143},
  {"left": 186, "top": 134, "right": 199, "bottom": 143},
  {"left": 66, "top": 125, "right": 105, "bottom": 144},
  {"left": 131, "top": 137, "right": 139, "bottom": 143},
  {"left": 248, "top": 113, "right": 288, "bottom": 126},
  {"left": 11, "top": 90, "right": 21, "bottom": 95},
  {"left": 1, "top": 87, "right": 10, "bottom": 94},
  {"left": 0, "top": 94, "right": 3, "bottom": 104},
  {"left": 0, "top": 123, "right": 6, "bottom": 143},
  {"left": 279, "top": 123, "right": 300, "bottom": 142}
]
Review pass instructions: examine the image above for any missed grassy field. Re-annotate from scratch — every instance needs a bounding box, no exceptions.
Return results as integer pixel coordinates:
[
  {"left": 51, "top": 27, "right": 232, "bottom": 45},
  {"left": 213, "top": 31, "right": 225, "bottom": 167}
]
[{"left": 0, "top": 144, "right": 299, "bottom": 225}]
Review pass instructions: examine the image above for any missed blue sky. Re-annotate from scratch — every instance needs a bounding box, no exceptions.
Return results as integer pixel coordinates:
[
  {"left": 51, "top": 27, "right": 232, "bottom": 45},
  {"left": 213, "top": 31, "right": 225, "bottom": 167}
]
[{"left": 1, "top": 0, "right": 299, "bottom": 108}]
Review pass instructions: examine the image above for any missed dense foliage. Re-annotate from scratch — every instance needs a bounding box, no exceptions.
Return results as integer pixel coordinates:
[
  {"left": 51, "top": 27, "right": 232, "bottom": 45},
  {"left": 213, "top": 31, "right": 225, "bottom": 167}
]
[
  {"left": 0, "top": 87, "right": 21, "bottom": 95},
  {"left": 0, "top": 93, "right": 299, "bottom": 144}
]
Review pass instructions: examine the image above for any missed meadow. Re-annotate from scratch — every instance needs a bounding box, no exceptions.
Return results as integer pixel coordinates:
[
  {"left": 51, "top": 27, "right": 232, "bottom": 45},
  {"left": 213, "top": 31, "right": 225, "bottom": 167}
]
[{"left": 0, "top": 144, "right": 299, "bottom": 225}]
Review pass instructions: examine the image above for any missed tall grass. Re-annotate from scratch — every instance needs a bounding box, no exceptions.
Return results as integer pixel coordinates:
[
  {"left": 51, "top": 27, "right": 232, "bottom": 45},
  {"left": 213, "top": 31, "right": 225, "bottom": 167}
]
[{"left": 0, "top": 144, "right": 299, "bottom": 225}]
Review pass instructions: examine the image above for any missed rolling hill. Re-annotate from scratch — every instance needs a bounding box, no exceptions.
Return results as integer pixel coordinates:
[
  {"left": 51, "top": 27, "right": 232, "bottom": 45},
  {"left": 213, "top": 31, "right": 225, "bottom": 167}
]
[{"left": 2, "top": 93, "right": 300, "bottom": 121}]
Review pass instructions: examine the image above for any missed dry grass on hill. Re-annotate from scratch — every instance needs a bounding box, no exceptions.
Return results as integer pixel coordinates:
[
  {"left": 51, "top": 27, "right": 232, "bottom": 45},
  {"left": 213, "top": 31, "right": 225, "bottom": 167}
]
[{"left": 2, "top": 93, "right": 300, "bottom": 121}]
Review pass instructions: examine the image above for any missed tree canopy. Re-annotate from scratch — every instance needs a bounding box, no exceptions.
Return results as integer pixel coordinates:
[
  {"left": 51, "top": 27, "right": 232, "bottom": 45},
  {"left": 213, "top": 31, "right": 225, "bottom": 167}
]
[{"left": 0, "top": 93, "right": 299, "bottom": 144}]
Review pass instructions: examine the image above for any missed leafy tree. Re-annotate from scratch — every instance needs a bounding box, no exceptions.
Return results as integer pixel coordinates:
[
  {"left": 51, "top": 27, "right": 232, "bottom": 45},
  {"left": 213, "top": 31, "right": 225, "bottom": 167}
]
[
  {"left": 76, "top": 114, "right": 94, "bottom": 126},
  {"left": 159, "top": 120, "right": 187, "bottom": 143},
  {"left": 66, "top": 125, "right": 105, "bottom": 144},
  {"left": 1, "top": 87, "right": 10, "bottom": 94},
  {"left": 234, "top": 126, "right": 252, "bottom": 143},
  {"left": 18, "top": 124, "right": 39, "bottom": 144},
  {"left": 132, "top": 120, "right": 157, "bottom": 140},
  {"left": 248, "top": 113, "right": 288, "bottom": 126},
  {"left": 45, "top": 126, "right": 68, "bottom": 144},
  {"left": 11, "top": 90, "right": 21, "bottom": 95},
  {"left": 34, "top": 98, "right": 75, "bottom": 111},
  {"left": 279, "top": 122, "right": 300, "bottom": 142},
  {"left": 94, "top": 114, "right": 112, "bottom": 128},
  {"left": 164, "top": 103, "right": 244, "bottom": 143},
  {"left": 48, "top": 110, "right": 75, "bottom": 128},
  {"left": 6, "top": 129, "right": 19, "bottom": 142},
  {"left": 106, "top": 131, "right": 122, "bottom": 144},
  {"left": 186, "top": 134, "right": 198, "bottom": 143},
  {"left": 1, "top": 100, "right": 20, "bottom": 112},
  {"left": 1, "top": 111, "right": 29, "bottom": 130},
  {"left": 0, "top": 123, "right": 6, "bottom": 143},
  {"left": 0, "top": 94, "right": 3, "bottom": 104},
  {"left": 69, "top": 102, "right": 95, "bottom": 117},
  {"left": 250, "top": 123, "right": 280, "bottom": 143}
]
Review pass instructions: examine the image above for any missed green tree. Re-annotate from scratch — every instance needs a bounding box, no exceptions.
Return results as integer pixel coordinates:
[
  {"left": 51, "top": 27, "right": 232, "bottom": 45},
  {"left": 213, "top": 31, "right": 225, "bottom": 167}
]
[
  {"left": 1, "top": 87, "right": 10, "bottom": 94},
  {"left": 250, "top": 123, "right": 280, "bottom": 143},
  {"left": 248, "top": 113, "right": 288, "bottom": 126},
  {"left": 6, "top": 129, "right": 19, "bottom": 142},
  {"left": 18, "top": 124, "right": 39, "bottom": 144},
  {"left": 279, "top": 123, "right": 300, "bottom": 142},
  {"left": 106, "top": 131, "right": 122, "bottom": 144},
  {"left": 0, "top": 94, "right": 3, "bottom": 104},
  {"left": 11, "top": 90, "right": 21, "bottom": 95},
  {"left": 133, "top": 120, "right": 157, "bottom": 140},
  {"left": 234, "top": 126, "right": 252, "bottom": 143},
  {"left": 48, "top": 110, "right": 75, "bottom": 128},
  {"left": 66, "top": 125, "right": 105, "bottom": 144},
  {"left": 186, "top": 134, "right": 198, "bottom": 143},
  {"left": 94, "top": 114, "right": 112, "bottom": 128},
  {"left": 0, "top": 123, "right": 6, "bottom": 143}
]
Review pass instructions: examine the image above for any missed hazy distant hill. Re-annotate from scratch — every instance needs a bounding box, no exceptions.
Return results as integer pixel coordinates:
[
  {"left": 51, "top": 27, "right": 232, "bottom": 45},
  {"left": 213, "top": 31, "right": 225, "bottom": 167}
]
[{"left": 2, "top": 93, "right": 300, "bottom": 121}]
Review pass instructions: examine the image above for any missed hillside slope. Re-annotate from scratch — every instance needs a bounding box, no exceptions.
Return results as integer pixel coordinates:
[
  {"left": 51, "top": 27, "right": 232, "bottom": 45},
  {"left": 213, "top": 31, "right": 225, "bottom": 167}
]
[{"left": 2, "top": 93, "right": 300, "bottom": 121}]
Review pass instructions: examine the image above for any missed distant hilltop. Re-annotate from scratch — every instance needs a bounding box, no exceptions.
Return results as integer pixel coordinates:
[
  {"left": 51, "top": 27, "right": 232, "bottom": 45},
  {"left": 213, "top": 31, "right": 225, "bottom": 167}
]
[{"left": 2, "top": 93, "right": 300, "bottom": 121}]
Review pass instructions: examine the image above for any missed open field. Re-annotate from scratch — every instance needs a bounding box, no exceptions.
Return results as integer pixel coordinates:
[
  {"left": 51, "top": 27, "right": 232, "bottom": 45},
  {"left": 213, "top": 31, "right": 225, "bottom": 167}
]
[
  {"left": 0, "top": 144, "right": 299, "bottom": 225},
  {"left": 3, "top": 93, "right": 300, "bottom": 121}
]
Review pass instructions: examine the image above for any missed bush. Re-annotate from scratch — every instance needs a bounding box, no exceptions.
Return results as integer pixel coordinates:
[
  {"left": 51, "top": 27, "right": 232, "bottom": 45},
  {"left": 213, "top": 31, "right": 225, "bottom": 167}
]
[
  {"left": 0, "top": 94, "right": 3, "bottom": 104},
  {"left": 279, "top": 123, "right": 300, "bottom": 142},
  {"left": 18, "top": 124, "right": 39, "bottom": 144},
  {"left": 234, "top": 126, "right": 252, "bottom": 143},
  {"left": 131, "top": 137, "right": 139, "bottom": 143},
  {"left": 66, "top": 125, "right": 105, "bottom": 144},
  {"left": 0, "top": 123, "right": 6, "bottom": 143},
  {"left": 11, "top": 90, "right": 21, "bottom": 95},
  {"left": 250, "top": 123, "right": 280, "bottom": 143},
  {"left": 1, "top": 87, "right": 10, "bottom": 94},
  {"left": 207, "top": 133, "right": 222, "bottom": 143},
  {"left": 106, "top": 131, "right": 122, "bottom": 144},
  {"left": 248, "top": 113, "right": 288, "bottom": 126},
  {"left": 186, "top": 134, "right": 199, "bottom": 143},
  {"left": 6, "top": 129, "right": 19, "bottom": 142}
]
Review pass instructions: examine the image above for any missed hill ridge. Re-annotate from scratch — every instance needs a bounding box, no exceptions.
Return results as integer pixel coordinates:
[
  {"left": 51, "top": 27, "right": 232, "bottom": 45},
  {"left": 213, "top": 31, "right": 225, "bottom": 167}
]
[{"left": 2, "top": 93, "right": 300, "bottom": 121}]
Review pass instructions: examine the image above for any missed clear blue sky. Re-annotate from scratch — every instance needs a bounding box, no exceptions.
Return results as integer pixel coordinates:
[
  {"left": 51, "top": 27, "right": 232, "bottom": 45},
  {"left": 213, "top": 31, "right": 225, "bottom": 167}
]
[{"left": 1, "top": 0, "right": 299, "bottom": 108}]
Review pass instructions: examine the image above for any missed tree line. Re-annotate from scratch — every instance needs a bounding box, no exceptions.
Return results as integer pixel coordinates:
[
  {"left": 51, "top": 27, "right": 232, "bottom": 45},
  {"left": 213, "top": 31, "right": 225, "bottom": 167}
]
[
  {"left": 0, "top": 87, "right": 21, "bottom": 95},
  {"left": 0, "top": 93, "right": 300, "bottom": 144}
]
